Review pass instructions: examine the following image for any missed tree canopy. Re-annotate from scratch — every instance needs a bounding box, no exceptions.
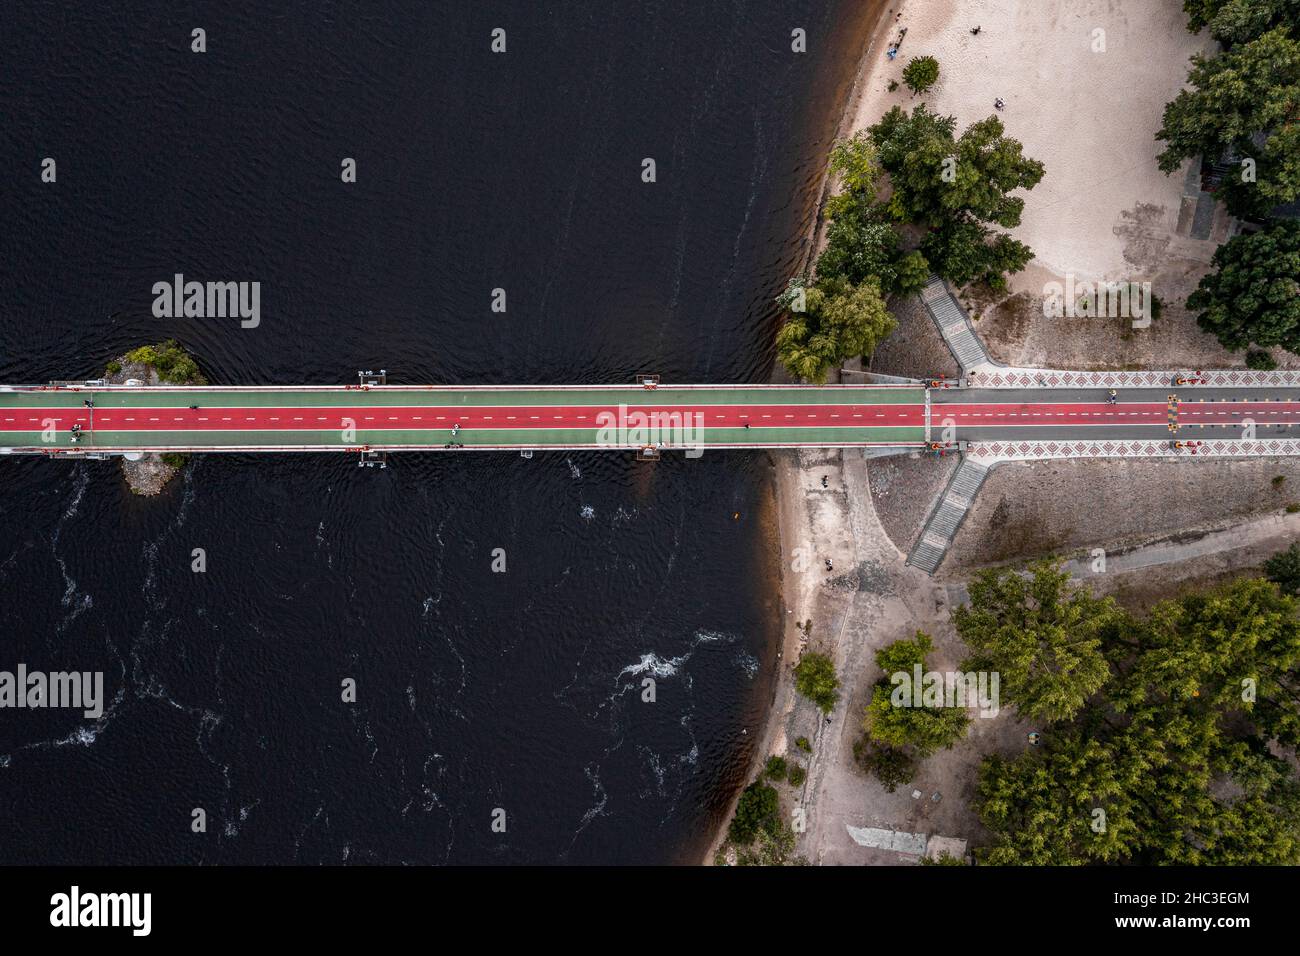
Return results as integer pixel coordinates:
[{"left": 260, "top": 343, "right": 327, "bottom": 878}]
[
  {"left": 974, "top": 574, "right": 1300, "bottom": 865},
  {"left": 954, "top": 561, "right": 1115, "bottom": 724},
  {"left": 1185, "top": 220, "right": 1300, "bottom": 352},
  {"left": 794, "top": 650, "right": 841, "bottom": 713},
  {"left": 1156, "top": 29, "right": 1300, "bottom": 216},
  {"left": 1184, "top": 0, "right": 1300, "bottom": 44},
  {"left": 872, "top": 107, "right": 1044, "bottom": 228},
  {"left": 776, "top": 107, "right": 1042, "bottom": 379},
  {"left": 728, "top": 780, "right": 781, "bottom": 846},
  {"left": 863, "top": 632, "right": 970, "bottom": 757},
  {"left": 775, "top": 277, "right": 896, "bottom": 383}
]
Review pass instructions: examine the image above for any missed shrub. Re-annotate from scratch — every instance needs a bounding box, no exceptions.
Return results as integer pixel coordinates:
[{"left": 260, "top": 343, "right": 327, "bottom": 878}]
[
  {"left": 764, "top": 755, "right": 789, "bottom": 780},
  {"left": 854, "top": 738, "right": 917, "bottom": 792},
  {"left": 787, "top": 765, "right": 807, "bottom": 788},
  {"left": 728, "top": 781, "right": 781, "bottom": 846},
  {"left": 105, "top": 360, "right": 122, "bottom": 376},
  {"left": 124, "top": 339, "right": 205, "bottom": 384},
  {"left": 795, "top": 736, "right": 812, "bottom": 753},
  {"left": 902, "top": 56, "right": 939, "bottom": 95},
  {"left": 1265, "top": 542, "right": 1300, "bottom": 595},
  {"left": 794, "top": 651, "right": 840, "bottom": 713},
  {"left": 1247, "top": 349, "right": 1278, "bottom": 371}
]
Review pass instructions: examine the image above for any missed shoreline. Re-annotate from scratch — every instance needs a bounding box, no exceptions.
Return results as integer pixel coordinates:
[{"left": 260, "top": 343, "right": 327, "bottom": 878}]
[{"left": 700, "top": 0, "right": 907, "bottom": 865}]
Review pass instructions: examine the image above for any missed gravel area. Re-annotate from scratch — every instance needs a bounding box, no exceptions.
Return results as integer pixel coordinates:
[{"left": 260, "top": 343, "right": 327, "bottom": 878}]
[
  {"left": 945, "top": 458, "right": 1300, "bottom": 573},
  {"left": 868, "top": 451, "right": 958, "bottom": 557},
  {"left": 871, "top": 295, "right": 960, "bottom": 381}
]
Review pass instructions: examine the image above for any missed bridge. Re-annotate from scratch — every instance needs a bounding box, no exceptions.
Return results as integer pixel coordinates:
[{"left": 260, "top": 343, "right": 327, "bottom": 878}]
[
  {"left": 4, "top": 379, "right": 1300, "bottom": 456},
  {"left": 8, "top": 283, "right": 1300, "bottom": 579},
  {"left": 9, "top": 373, "right": 1300, "bottom": 575}
]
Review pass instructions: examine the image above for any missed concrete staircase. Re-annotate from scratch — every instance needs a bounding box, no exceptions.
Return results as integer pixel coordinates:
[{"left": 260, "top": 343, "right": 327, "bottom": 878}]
[
  {"left": 921, "top": 275, "right": 992, "bottom": 372},
  {"left": 907, "top": 456, "right": 990, "bottom": 574}
]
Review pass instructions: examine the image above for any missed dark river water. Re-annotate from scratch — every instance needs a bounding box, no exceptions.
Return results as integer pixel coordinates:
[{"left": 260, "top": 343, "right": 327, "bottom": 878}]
[{"left": 0, "top": 1, "right": 874, "bottom": 863}]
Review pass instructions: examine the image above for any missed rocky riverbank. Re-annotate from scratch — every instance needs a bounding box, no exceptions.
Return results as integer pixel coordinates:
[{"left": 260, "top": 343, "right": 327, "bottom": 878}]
[{"left": 101, "top": 340, "right": 204, "bottom": 496}]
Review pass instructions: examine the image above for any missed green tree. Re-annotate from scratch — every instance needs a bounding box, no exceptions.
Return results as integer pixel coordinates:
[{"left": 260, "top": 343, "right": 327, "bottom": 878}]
[
  {"left": 1185, "top": 220, "right": 1300, "bottom": 352},
  {"left": 1247, "top": 348, "right": 1279, "bottom": 370},
  {"left": 734, "top": 821, "right": 800, "bottom": 866},
  {"left": 776, "top": 278, "right": 896, "bottom": 382},
  {"left": 794, "top": 651, "right": 840, "bottom": 713},
  {"left": 1116, "top": 577, "right": 1300, "bottom": 749},
  {"left": 816, "top": 133, "right": 930, "bottom": 295},
  {"left": 976, "top": 732, "right": 1145, "bottom": 865},
  {"left": 853, "top": 738, "right": 916, "bottom": 792},
  {"left": 123, "top": 339, "right": 206, "bottom": 385},
  {"left": 826, "top": 132, "right": 882, "bottom": 214},
  {"left": 868, "top": 104, "right": 1042, "bottom": 288},
  {"left": 1265, "top": 542, "right": 1300, "bottom": 595},
  {"left": 954, "top": 561, "right": 1115, "bottom": 724},
  {"left": 902, "top": 55, "right": 940, "bottom": 95},
  {"left": 976, "top": 574, "right": 1300, "bottom": 865},
  {"left": 817, "top": 212, "right": 928, "bottom": 294},
  {"left": 920, "top": 219, "right": 1033, "bottom": 291},
  {"left": 1156, "top": 29, "right": 1300, "bottom": 216},
  {"left": 864, "top": 632, "right": 969, "bottom": 756},
  {"left": 1184, "top": 0, "right": 1300, "bottom": 43},
  {"left": 728, "top": 781, "right": 781, "bottom": 846},
  {"left": 871, "top": 106, "right": 1044, "bottom": 228}
]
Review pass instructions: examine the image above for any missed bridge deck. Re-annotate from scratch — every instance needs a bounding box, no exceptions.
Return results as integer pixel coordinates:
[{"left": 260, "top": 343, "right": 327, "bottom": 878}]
[
  {"left": 7, "top": 383, "right": 1300, "bottom": 455},
  {"left": 0, "top": 384, "right": 927, "bottom": 453}
]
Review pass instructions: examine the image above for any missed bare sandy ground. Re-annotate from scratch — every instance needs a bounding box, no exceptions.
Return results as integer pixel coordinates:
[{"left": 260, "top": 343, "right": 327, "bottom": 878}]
[
  {"left": 947, "top": 458, "right": 1300, "bottom": 573},
  {"left": 849, "top": 0, "right": 1216, "bottom": 283}
]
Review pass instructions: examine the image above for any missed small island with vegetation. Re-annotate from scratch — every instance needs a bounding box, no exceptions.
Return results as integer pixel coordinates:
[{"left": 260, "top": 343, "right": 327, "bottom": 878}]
[{"left": 103, "top": 339, "right": 205, "bottom": 496}]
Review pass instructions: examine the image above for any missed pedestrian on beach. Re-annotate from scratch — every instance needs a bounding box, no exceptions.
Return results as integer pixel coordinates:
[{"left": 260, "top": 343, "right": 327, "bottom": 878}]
[
  {"left": 970, "top": 26, "right": 980, "bottom": 35},
  {"left": 994, "top": 97, "right": 1005, "bottom": 110}
]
